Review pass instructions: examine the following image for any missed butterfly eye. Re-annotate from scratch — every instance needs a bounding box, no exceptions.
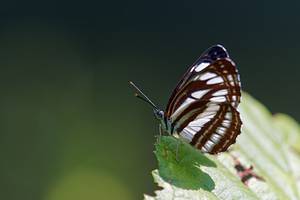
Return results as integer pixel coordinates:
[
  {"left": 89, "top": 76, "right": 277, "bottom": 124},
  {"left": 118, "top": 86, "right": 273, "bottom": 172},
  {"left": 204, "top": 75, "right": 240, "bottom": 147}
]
[{"left": 154, "top": 109, "right": 165, "bottom": 120}]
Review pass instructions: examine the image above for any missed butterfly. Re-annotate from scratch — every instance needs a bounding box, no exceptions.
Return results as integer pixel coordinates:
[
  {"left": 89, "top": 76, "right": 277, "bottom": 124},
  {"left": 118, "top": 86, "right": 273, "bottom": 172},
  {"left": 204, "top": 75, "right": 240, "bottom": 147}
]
[{"left": 131, "top": 45, "right": 242, "bottom": 162}]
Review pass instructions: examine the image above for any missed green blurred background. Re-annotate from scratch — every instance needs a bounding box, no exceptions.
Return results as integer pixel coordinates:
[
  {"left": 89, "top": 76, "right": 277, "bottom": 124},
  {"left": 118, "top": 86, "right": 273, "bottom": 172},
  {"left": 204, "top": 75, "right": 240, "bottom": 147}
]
[{"left": 0, "top": 1, "right": 299, "bottom": 200}]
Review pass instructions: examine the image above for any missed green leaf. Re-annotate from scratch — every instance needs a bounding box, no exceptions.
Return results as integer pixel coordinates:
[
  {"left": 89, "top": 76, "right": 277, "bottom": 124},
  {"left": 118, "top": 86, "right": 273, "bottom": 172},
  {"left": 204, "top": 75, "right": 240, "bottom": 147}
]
[
  {"left": 273, "top": 113, "right": 300, "bottom": 153},
  {"left": 144, "top": 92, "right": 300, "bottom": 200}
]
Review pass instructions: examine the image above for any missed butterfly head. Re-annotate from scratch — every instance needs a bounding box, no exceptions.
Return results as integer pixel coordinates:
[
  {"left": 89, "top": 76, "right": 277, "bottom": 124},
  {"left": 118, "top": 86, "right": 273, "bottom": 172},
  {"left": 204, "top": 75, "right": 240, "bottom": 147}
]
[{"left": 154, "top": 108, "right": 165, "bottom": 121}]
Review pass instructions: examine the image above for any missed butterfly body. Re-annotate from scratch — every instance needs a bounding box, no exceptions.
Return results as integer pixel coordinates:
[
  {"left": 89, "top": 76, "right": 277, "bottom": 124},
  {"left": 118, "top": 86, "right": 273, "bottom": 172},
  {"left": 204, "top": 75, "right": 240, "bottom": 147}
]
[
  {"left": 131, "top": 44, "right": 242, "bottom": 158},
  {"left": 154, "top": 45, "right": 242, "bottom": 155}
]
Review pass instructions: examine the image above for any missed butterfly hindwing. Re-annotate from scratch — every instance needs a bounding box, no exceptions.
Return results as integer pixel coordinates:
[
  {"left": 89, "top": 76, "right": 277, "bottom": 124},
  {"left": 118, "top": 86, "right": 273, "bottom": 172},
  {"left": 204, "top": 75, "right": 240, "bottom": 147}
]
[{"left": 174, "top": 101, "right": 242, "bottom": 154}]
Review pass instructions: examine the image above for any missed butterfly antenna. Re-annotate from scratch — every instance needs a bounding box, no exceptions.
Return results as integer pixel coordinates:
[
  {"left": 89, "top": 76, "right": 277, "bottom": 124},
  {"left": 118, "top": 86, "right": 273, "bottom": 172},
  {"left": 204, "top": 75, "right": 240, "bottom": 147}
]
[{"left": 130, "top": 81, "right": 157, "bottom": 109}]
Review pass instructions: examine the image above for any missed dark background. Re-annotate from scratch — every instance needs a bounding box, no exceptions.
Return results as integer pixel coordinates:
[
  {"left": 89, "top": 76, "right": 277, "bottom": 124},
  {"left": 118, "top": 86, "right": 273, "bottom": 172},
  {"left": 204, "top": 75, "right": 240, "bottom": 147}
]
[{"left": 0, "top": 1, "right": 299, "bottom": 200}]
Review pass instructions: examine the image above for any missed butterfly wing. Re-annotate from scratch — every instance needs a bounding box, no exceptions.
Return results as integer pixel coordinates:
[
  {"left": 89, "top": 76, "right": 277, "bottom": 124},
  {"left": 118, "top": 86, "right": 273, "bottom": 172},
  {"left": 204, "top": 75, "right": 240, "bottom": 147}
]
[
  {"left": 166, "top": 45, "right": 229, "bottom": 113},
  {"left": 167, "top": 58, "right": 241, "bottom": 117},
  {"left": 166, "top": 45, "right": 242, "bottom": 154},
  {"left": 171, "top": 100, "right": 241, "bottom": 154}
]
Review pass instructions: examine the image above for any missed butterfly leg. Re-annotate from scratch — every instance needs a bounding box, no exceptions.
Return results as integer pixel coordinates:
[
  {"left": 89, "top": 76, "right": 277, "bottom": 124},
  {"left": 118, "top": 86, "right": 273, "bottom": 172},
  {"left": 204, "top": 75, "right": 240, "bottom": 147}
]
[
  {"left": 175, "top": 138, "right": 179, "bottom": 163},
  {"left": 154, "top": 124, "right": 163, "bottom": 146}
]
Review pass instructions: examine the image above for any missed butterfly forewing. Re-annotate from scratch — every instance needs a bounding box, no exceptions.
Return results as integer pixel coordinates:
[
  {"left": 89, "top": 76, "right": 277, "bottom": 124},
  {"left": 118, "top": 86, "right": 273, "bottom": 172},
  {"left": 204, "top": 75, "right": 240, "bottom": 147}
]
[
  {"left": 168, "top": 58, "right": 241, "bottom": 118},
  {"left": 166, "top": 45, "right": 242, "bottom": 154},
  {"left": 166, "top": 45, "right": 229, "bottom": 113}
]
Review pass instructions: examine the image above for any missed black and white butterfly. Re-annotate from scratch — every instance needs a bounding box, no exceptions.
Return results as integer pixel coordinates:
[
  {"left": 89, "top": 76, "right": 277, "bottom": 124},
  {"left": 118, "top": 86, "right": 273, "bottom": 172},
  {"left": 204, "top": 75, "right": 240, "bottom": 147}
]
[{"left": 131, "top": 45, "right": 242, "bottom": 161}]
